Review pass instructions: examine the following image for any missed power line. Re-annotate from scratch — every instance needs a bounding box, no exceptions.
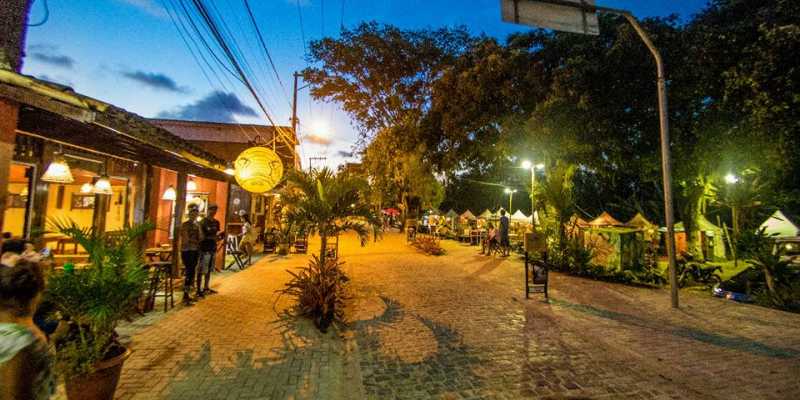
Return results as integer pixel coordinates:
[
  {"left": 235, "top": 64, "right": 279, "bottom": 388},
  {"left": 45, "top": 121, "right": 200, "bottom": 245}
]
[
  {"left": 26, "top": 0, "right": 49, "bottom": 27},
  {"left": 242, "top": 0, "right": 293, "bottom": 110},
  {"left": 296, "top": 0, "right": 307, "bottom": 51}
]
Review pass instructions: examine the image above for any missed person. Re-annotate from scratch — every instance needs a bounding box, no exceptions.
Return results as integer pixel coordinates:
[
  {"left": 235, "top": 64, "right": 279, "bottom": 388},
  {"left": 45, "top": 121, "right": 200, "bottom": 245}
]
[
  {"left": 198, "top": 204, "right": 223, "bottom": 295},
  {"left": 483, "top": 223, "right": 498, "bottom": 255},
  {"left": 179, "top": 204, "right": 202, "bottom": 304},
  {"left": 238, "top": 213, "right": 254, "bottom": 261},
  {"left": 0, "top": 250, "right": 55, "bottom": 400},
  {"left": 499, "top": 209, "right": 510, "bottom": 256}
]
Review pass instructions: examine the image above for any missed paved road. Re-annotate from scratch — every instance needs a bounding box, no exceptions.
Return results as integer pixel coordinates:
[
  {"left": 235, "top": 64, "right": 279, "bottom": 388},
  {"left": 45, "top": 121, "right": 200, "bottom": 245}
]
[{"left": 104, "top": 232, "right": 799, "bottom": 399}]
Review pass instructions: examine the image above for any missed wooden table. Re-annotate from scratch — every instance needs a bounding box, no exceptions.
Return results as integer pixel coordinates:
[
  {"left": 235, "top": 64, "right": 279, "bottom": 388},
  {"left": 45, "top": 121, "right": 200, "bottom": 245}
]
[{"left": 145, "top": 247, "right": 173, "bottom": 262}]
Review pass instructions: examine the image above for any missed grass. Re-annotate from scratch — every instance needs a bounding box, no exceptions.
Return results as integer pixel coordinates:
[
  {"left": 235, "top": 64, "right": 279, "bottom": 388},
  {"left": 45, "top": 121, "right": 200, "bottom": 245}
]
[{"left": 657, "top": 260, "right": 750, "bottom": 282}]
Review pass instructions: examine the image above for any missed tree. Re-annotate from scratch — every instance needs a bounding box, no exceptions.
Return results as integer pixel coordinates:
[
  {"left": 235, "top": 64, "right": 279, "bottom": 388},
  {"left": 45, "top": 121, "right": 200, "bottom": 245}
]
[
  {"left": 281, "top": 168, "right": 381, "bottom": 264},
  {"left": 303, "top": 22, "right": 472, "bottom": 141}
]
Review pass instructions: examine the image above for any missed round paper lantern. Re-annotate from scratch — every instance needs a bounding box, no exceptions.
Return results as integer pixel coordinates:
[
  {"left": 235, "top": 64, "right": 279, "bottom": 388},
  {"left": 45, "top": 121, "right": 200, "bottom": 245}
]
[{"left": 234, "top": 146, "right": 283, "bottom": 193}]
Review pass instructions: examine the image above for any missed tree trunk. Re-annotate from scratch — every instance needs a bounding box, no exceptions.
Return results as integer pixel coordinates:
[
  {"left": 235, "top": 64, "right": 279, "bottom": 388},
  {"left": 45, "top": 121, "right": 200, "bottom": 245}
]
[
  {"left": 763, "top": 267, "right": 781, "bottom": 306},
  {"left": 320, "top": 231, "right": 327, "bottom": 266}
]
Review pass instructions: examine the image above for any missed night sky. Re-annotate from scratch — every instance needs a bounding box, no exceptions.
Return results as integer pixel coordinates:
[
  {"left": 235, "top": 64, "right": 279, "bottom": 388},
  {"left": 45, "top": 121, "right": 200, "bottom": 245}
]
[{"left": 22, "top": 0, "right": 708, "bottom": 168}]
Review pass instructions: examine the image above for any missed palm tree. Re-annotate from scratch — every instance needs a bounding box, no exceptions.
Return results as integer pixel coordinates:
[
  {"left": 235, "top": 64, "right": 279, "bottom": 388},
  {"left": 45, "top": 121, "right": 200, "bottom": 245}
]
[
  {"left": 535, "top": 161, "right": 576, "bottom": 250},
  {"left": 281, "top": 168, "right": 382, "bottom": 263}
]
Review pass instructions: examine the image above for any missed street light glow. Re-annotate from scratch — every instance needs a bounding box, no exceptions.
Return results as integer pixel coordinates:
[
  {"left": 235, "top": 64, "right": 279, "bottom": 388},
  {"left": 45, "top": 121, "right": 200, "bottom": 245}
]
[
  {"left": 725, "top": 173, "right": 739, "bottom": 184},
  {"left": 535, "top": 163, "right": 545, "bottom": 170},
  {"left": 521, "top": 160, "right": 532, "bottom": 169}
]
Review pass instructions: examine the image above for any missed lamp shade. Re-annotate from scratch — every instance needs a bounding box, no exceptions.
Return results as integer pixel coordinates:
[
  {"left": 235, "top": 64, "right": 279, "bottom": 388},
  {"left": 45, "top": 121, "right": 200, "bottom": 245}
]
[
  {"left": 187, "top": 179, "right": 198, "bottom": 192},
  {"left": 93, "top": 175, "right": 113, "bottom": 195},
  {"left": 41, "top": 154, "right": 74, "bottom": 183},
  {"left": 162, "top": 185, "right": 177, "bottom": 201},
  {"left": 234, "top": 146, "right": 283, "bottom": 194},
  {"left": 224, "top": 162, "right": 236, "bottom": 176},
  {"left": 80, "top": 183, "right": 94, "bottom": 193}
]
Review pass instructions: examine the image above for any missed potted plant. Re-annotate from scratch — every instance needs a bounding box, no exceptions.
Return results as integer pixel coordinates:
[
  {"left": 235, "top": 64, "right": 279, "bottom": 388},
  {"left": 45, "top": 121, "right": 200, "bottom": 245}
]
[
  {"left": 45, "top": 219, "right": 153, "bottom": 400},
  {"left": 278, "top": 168, "right": 382, "bottom": 331},
  {"left": 276, "top": 220, "right": 294, "bottom": 255}
]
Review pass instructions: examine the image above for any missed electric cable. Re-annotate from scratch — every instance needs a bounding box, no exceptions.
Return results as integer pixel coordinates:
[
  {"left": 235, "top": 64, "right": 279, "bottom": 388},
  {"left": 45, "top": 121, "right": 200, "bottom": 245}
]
[{"left": 27, "top": 0, "right": 49, "bottom": 27}]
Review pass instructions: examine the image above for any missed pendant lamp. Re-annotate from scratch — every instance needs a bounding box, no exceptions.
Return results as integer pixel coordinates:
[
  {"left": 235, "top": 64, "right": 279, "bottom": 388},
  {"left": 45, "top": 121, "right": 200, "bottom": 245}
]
[
  {"left": 80, "top": 183, "right": 94, "bottom": 193},
  {"left": 41, "top": 148, "right": 74, "bottom": 183},
  {"left": 162, "top": 185, "right": 177, "bottom": 201},
  {"left": 93, "top": 174, "right": 113, "bottom": 195}
]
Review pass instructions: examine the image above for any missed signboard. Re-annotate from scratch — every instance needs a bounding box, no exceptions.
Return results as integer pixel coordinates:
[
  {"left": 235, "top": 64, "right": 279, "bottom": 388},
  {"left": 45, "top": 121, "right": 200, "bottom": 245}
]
[
  {"left": 501, "top": 0, "right": 600, "bottom": 35},
  {"left": 524, "top": 251, "right": 549, "bottom": 299},
  {"left": 524, "top": 232, "right": 547, "bottom": 253}
]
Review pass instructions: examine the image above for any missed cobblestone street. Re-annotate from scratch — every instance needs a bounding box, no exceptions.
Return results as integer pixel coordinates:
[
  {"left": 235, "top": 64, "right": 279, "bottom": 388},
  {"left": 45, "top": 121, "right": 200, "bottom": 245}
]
[{"left": 100, "top": 232, "right": 800, "bottom": 399}]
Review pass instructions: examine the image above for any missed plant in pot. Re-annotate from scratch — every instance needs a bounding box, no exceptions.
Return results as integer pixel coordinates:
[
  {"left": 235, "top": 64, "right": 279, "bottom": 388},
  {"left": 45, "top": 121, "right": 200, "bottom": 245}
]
[
  {"left": 277, "top": 168, "right": 382, "bottom": 332},
  {"left": 45, "top": 219, "right": 153, "bottom": 400},
  {"left": 276, "top": 220, "right": 294, "bottom": 255}
]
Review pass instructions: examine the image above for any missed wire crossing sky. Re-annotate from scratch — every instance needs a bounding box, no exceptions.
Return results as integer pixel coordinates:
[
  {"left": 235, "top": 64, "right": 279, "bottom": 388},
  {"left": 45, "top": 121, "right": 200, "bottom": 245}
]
[{"left": 22, "top": 0, "right": 707, "bottom": 169}]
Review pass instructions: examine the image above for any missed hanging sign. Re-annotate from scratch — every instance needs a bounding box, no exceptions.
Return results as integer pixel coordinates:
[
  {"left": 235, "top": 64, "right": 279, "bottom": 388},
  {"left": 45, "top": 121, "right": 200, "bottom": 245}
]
[{"left": 234, "top": 146, "right": 284, "bottom": 194}]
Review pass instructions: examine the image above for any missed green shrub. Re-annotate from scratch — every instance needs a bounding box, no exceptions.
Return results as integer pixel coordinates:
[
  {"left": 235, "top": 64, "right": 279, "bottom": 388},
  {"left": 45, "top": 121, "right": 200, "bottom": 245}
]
[
  {"left": 279, "top": 255, "right": 349, "bottom": 332},
  {"left": 412, "top": 236, "right": 445, "bottom": 256},
  {"left": 45, "top": 219, "right": 152, "bottom": 377}
]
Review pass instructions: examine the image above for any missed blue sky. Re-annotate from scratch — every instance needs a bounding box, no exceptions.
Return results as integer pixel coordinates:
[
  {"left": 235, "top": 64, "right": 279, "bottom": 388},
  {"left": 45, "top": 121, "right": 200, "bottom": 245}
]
[{"left": 22, "top": 0, "right": 708, "bottom": 169}]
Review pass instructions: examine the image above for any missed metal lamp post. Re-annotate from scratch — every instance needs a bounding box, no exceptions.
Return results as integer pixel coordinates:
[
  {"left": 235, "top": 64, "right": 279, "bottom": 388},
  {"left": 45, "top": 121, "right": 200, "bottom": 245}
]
[
  {"left": 521, "top": 160, "right": 544, "bottom": 230},
  {"left": 505, "top": 188, "right": 517, "bottom": 212},
  {"left": 502, "top": 0, "right": 680, "bottom": 308}
]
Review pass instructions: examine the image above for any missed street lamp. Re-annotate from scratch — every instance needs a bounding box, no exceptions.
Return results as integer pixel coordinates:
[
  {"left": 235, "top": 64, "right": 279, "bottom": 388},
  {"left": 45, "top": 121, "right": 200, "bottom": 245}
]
[
  {"left": 725, "top": 173, "right": 739, "bottom": 184},
  {"left": 725, "top": 173, "right": 740, "bottom": 237},
  {"left": 504, "top": 188, "right": 517, "bottom": 213},
  {"left": 521, "top": 160, "right": 544, "bottom": 229}
]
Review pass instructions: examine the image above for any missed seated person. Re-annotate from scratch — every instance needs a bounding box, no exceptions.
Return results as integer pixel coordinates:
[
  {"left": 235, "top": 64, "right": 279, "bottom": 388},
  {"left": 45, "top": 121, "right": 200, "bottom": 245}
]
[{"left": 482, "top": 224, "right": 499, "bottom": 254}]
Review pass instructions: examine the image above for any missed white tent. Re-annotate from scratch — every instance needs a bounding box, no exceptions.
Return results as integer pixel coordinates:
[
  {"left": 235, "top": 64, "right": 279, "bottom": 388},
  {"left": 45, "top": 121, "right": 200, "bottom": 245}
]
[
  {"left": 510, "top": 209, "right": 530, "bottom": 222},
  {"left": 479, "top": 209, "right": 494, "bottom": 219},
  {"left": 460, "top": 210, "right": 477, "bottom": 220},
  {"left": 760, "top": 210, "right": 799, "bottom": 238}
]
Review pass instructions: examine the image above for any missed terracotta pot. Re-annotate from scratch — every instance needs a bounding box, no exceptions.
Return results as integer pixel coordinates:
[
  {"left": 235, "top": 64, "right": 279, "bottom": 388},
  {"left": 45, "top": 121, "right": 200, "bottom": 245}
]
[{"left": 65, "top": 348, "right": 131, "bottom": 400}]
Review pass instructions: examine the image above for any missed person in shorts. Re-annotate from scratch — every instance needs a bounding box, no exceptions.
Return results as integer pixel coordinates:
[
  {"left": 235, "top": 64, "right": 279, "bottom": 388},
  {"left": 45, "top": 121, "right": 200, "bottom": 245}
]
[{"left": 198, "top": 204, "right": 222, "bottom": 296}]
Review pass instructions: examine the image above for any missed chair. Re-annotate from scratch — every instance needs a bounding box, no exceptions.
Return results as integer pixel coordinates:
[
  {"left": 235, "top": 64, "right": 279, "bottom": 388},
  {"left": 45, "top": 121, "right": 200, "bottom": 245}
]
[
  {"left": 325, "top": 236, "right": 339, "bottom": 259},
  {"left": 293, "top": 234, "right": 308, "bottom": 254},
  {"left": 263, "top": 233, "right": 277, "bottom": 254},
  {"left": 225, "top": 235, "right": 247, "bottom": 270},
  {"left": 146, "top": 262, "right": 174, "bottom": 312}
]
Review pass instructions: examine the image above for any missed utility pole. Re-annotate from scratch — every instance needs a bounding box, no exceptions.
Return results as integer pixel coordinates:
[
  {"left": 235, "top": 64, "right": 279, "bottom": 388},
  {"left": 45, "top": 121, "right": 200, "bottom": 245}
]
[{"left": 292, "top": 72, "right": 300, "bottom": 142}]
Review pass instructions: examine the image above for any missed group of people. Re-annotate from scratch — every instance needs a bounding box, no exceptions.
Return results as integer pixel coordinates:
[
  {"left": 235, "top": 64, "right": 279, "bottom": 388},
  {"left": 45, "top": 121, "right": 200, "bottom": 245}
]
[
  {"left": 179, "top": 203, "right": 223, "bottom": 306},
  {"left": 481, "top": 209, "right": 512, "bottom": 257}
]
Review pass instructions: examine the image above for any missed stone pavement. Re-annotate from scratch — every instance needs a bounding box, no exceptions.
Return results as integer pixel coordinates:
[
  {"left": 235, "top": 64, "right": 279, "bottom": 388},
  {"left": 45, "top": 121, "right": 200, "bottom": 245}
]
[{"left": 65, "top": 232, "right": 800, "bottom": 399}]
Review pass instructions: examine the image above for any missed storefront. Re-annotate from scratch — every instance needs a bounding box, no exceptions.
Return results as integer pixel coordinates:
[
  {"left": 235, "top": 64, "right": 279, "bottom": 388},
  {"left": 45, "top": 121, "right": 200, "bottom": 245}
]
[{"left": 0, "top": 73, "right": 232, "bottom": 266}]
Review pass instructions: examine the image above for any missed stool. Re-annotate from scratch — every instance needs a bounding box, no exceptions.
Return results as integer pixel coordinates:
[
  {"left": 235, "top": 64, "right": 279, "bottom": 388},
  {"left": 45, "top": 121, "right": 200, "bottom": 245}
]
[{"left": 147, "top": 262, "right": 174, "bottom": 312}]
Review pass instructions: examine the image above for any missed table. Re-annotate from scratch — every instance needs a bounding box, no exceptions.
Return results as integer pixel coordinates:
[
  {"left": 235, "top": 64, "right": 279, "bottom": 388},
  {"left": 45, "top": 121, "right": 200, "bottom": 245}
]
[{"left": 145, "top": 247, "right": 173, "bottom": 262}]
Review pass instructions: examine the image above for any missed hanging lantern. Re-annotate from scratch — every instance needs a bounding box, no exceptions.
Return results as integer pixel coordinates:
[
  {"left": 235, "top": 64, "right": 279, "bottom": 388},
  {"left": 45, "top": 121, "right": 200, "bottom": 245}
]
[
  {"left": 93, "top": 174, "right": 113, "bottom": 195},
  {"left": 186, "top": 179, "right": 198, "bottom": 192},
  {"left": 162, "top": 185, "right": 177, "bottom": 201},
  {"left": 41, "top": 152, "right": 74, "bottom": 183},
  {"left": 80, "top": 183, "right": 94, "bottom": 193},
  {"left": 19, "top": 187, "right": 28, "bottom": 197},
  {"left": 234, "top": 146, "right": 283, "bottom": 194}
]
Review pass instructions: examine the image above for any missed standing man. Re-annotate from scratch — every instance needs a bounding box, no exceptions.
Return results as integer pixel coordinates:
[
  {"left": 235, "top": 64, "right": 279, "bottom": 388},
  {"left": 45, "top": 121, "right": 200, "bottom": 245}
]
[
  {"left": 180, "top": 204, "right": 202, "bottom": 305},
  {"left": 499, "top": 209, "right": 510, "bottom": 257},
  {"left": 198, "top": 204, "right": 223, "bottom": 296}
]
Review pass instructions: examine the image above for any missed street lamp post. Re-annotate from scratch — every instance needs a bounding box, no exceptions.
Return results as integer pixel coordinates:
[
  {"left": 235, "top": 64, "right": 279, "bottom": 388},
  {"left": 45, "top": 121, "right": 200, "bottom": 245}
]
[
  {"left": 521, "top": 160, "right": 544, "bottom": 230},
  {"left": 505, "top": 188, "right": 517, "bottom": 213}
]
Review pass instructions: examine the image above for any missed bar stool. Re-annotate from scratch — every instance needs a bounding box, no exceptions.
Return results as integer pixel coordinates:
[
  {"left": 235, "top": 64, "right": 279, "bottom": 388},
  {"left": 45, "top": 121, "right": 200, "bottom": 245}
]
[{"left": 147, "top": 261, "right": 174, "bottom": 312}]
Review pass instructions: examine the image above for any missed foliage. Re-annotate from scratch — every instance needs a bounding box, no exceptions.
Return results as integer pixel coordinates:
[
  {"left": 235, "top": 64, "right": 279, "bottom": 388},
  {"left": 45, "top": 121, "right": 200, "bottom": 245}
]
[
  {"left": 411, "top": 236, "right": 445, "bottom": 256},
  {"left": 281, "top": 168, "right": 382, "bottom": 264},
  {"left": 535, "top": 162, "right": 576, "bottom": 250},
  {"left": 745, "top": 228, "right": 799, "bottom": 308},
  {"left": 279, "top": 255, "right": 349, "bottom": 332},
  {"left": 303, "top": 22, "right": 472, "bottom": 140},
  {"left": 44, "top": 219, "right": 152, "bottom": 377}
]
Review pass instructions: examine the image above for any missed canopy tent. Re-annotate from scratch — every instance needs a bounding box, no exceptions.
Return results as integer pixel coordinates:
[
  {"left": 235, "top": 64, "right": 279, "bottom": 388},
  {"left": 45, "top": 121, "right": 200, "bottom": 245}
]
[
  {"left": 661, "top": 215, "right": 726, "bottom": 260},
  {"left": 445, "top": 209, "right": 459, "bottom": 219},
  {"left": 626, "top": 213, "right": 657, "bottom": 230},
  {"left": 760, "top": 210, "right": 799, "bottom": 238},
  {"left": 460, "top": 210, "right": 477, "bottom": 220},
  {"left": 568, "top": 214, "right": 590, "bottom": 228},
  {"left": 589, "top": 211, "right": 623, "bottom": 227},
  {"left": 382, "top": 208, "right": 400, "bottom": 216},
  {"left": 426, "top": 208, "right": 442, "bottom": 216},
  {"left": 479, "top": 209, "right": 494, "bottom": 219},
  {"left": 510, "top": 210, "right": 530, "bottom": 222}
]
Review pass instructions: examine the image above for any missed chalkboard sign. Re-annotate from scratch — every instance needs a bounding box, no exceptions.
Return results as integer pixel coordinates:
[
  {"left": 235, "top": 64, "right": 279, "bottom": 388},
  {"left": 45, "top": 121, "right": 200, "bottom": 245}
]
[{"left": 524, "top": 251, "right": 549, "bottom": 299}]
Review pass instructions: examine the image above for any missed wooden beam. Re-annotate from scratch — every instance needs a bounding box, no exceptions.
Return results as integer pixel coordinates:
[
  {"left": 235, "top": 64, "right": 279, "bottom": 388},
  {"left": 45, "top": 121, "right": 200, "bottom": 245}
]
[
  {"left": 171, "top": 172, "right": 187, "bottom": 276},
  {"left": 0, "top": 83, "right": 96, "bottom": 122}
]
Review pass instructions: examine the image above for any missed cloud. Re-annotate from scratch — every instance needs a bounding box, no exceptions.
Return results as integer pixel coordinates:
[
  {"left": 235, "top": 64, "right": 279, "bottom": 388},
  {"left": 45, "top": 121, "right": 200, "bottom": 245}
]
[
  {"left": 29, "top": 51, "right": 75, "bottom": 69},
  {"left": 117, "top": 0, "right": 169, "bottom": 19},
  {"left": 158, "top": 91, "right": 258, "bottom": 123},
  {"left": 303, "top": 134, "right": 333, "bottom": 146},
  {"left": 121, "top": 70, "right": 189, "bottom": 93},
  {"left": 336, "top": 150, "right": 353, "bottom": 158}
]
